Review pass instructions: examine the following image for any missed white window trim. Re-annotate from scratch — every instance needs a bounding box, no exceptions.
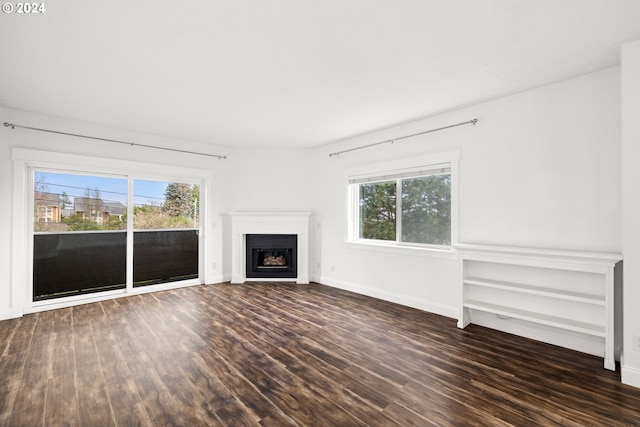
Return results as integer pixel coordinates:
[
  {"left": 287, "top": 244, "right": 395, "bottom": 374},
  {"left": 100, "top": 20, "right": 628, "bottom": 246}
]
[
  {"left": 11, "top": 147, "right": 214, "bottom": 316},
  {"left": 344, "top": 149, "right": 460, "bottom": 258}
]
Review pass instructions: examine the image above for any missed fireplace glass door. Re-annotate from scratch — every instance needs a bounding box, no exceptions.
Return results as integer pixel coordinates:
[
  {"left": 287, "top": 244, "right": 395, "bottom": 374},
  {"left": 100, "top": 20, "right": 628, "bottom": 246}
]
[{"left": 246, "top": 234, "right": 297, "bottom": 279}]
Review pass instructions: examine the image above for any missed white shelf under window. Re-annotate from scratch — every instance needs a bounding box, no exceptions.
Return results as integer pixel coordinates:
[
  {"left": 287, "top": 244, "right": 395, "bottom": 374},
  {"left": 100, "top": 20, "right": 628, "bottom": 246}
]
[
  {"left": 463, "top": 278, "right": 606, "bottom": 305},
  {"left": 455, "top": 244, "right": 622, "bottom": 371}
]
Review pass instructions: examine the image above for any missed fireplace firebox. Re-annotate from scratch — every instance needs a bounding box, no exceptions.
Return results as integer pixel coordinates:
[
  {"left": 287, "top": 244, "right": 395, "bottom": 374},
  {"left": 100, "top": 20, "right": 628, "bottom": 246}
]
[{"left": 246, "top": 234, "right": 297, "bottom": 279}]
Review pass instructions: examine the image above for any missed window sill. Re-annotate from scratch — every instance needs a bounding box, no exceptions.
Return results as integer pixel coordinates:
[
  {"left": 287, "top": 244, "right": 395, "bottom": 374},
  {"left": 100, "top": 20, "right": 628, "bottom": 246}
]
[{"left": 345, "top": 240, "right": 459, "bottom": 260}]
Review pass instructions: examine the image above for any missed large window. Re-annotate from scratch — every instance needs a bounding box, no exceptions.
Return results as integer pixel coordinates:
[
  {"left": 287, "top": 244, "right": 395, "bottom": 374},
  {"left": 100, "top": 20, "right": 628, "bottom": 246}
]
[
  {"left": 347, "top": 152, "right": 458, "bottom": 249},
  {"left": 31, "top": 171, "right": 201, "bottom": 301}
]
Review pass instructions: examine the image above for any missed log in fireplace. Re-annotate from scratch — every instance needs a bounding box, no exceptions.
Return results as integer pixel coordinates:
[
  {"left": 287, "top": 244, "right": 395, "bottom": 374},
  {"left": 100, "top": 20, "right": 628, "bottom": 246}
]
[{"left": 246, "top": 234, "right": 297, "bottom": 279}]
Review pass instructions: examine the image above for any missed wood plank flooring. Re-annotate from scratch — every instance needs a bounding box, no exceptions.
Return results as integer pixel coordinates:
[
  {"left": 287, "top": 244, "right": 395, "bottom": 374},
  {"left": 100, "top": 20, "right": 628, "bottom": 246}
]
[{"left": 1, "top": 281, "right": 640, "bottom": 426}]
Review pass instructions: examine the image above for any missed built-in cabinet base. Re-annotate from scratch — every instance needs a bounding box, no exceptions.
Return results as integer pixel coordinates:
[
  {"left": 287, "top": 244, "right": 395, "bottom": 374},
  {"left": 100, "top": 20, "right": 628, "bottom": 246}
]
[{"left": 455, "top": 244, "right": 622, "bottom": 371}]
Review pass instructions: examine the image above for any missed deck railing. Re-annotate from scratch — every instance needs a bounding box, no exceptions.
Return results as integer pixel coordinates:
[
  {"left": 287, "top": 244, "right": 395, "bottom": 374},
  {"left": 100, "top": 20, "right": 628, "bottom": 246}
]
[{"left": 33, "top": 229, "right": 198, "bottom": 301}]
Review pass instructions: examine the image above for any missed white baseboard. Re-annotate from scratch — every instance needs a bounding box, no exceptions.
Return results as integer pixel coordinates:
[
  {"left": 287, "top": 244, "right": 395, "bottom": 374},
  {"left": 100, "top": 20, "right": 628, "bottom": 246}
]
[
  {"left": 621, "top": 355, "right": 640, "bottom": 389},
  {"left": 208, "top": 275, "right": 231, "bottom": 284},
  {"left": 0, "top": 307, "right": 21, "bottom": 321},
  {"left": 315, "top": 275, "right": 458, "bottom": 319}
]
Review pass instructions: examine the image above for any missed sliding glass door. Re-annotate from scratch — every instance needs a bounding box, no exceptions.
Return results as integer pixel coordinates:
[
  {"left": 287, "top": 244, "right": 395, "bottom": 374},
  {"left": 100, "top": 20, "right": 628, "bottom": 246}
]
[
  {"left": 32, "top": 170, "right": 200, "bottom": 302},
  {"left": 33, "top": 171, "right": 128, "bottom": 301},
  {"left": 133, "top": 180, "right": 199, "bottom": 287}
]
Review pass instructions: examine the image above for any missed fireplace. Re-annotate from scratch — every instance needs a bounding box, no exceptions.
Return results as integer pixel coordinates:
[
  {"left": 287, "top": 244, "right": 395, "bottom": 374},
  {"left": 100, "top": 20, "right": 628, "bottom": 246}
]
[
  {"left": 246, "top": 234, "right": 297, "bottom": 278},
  {"left": 229, "top": 212, "right": 310, "bottom": 284}
]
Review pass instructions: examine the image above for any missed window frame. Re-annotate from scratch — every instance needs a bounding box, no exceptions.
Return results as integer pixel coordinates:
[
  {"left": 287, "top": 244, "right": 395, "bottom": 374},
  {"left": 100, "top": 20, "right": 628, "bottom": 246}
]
[{"left": 345, "top": 149, "right": 459, "bottom": 256}]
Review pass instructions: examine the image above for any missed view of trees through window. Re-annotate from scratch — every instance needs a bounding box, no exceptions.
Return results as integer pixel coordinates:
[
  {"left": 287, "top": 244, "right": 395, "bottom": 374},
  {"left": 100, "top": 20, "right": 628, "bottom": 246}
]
[
  {"left": 401, "top": 175, "right": 451, "bottom": 245},
  {"left": 134, "top": 181, "right": 199, "bottom": 229},
  {"left": 358, "top": 173, "right": 451, "bottom": 246},
  {"left": 359, "top": 181, "right": 397, "bottom": 241},
  {"left": 33, "top": 172, "right": 199, "bottom": 232},
  {"left": 34, "top": 172, "right": 128, "bottom": 232}
]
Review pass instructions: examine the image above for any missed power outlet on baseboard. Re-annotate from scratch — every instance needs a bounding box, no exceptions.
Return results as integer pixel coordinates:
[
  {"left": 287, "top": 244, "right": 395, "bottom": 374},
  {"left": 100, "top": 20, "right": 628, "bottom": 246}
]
[{"left": 634, "top": 335, "right": 640, "bottom": 352}]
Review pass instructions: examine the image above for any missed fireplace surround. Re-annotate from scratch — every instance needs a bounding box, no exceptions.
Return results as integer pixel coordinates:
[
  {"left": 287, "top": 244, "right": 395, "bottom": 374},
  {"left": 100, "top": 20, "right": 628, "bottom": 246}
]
[{"left": 229, "top": 212, "right": 310, "bottom": 284}]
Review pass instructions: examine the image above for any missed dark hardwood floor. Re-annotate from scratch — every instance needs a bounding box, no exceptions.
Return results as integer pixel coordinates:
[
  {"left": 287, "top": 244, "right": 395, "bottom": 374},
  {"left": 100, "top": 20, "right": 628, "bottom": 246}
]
[{"left": 1, "top": 282, "right": 639, "bottom": 426}]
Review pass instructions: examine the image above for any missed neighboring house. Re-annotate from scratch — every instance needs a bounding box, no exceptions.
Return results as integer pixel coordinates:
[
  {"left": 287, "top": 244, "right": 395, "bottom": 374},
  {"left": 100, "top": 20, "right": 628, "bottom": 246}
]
[
  {"left": 103, "top": 201, "right": 127, "bottom": 220},
  {"left": 74, "top": 197, "right": 126, "bottom": 224},
  {"left": 33, "top": 192, "right": 61, "bottom": 223}
]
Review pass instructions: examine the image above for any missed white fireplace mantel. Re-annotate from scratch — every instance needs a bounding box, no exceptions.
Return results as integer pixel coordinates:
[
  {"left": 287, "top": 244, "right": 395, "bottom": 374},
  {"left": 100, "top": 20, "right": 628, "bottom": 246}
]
[{"left": 229, "top": 212, "right": 311, "bottom": 284}]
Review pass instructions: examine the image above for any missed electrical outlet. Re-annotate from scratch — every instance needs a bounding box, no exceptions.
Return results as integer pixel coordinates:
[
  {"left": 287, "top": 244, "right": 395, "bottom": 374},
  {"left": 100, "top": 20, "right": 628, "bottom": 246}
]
[
  {"left": 331, "top": 265, "right": 335, "bottom": 273},
  {"left": 634, "top": 335, "right": 640, "bottom": 352}
]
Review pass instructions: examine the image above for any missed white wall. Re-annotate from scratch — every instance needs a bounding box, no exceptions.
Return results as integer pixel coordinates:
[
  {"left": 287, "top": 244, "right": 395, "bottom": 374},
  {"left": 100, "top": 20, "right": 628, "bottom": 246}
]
[
  {"left": 0, "top": 107, "right": 231, "bottom": 318},
  {"left": 311, "top": 67, "right": 622, "bottom": 354},
  {"left": 225, "top": 148, "right": 313, "bottom": 212},
  {"left": 459, "top": 72, "right": 621, "bottom": 252},
  {"left": 221, "top": 148, "right": 315, "bottom": 279},
  {"left": 622, "top": 39, "right": 640, "bottom": 388}
]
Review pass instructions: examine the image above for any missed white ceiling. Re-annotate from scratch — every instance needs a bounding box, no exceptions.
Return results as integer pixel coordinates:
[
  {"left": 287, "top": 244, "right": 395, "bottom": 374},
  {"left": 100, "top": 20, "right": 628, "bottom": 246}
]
[{"left": 1, "top": 0, "right": 640, "bottom": 149}]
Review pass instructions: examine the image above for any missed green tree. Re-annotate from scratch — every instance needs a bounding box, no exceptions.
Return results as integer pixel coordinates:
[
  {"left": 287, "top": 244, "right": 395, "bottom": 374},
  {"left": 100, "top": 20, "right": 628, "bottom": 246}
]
[
  {"left": 359, "top": 181, "right": 396, "bottom": 240},
  {"left": 133, "top": 205, "right": 168, "bottom": 229},
  {"left": 60, "top": 191, "right": 71, "bottom": 209},
  {"left": 401, "top": 175, "right": 451, "bottom": 245},
  {"left": 105, "top": 213, "right": 126, "bottom": 230},
  {"left": 163, "top": 183, "right": 195, "bottom": 216},
  {"left": 134, "top": 183, "right": 200, "bottom": 229},
  {"left": 162, "top": 183, "right": 199, "bottom": 227},
  {"left": 62, "top": 214, "right": 102, "bottom": 231}
]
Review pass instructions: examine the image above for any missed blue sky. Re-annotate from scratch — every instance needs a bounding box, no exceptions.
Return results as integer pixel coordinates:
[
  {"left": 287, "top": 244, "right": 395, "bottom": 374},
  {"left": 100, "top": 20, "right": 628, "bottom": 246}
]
[{"left": 35, "top": 172, "right": 168, "bottom": 207}]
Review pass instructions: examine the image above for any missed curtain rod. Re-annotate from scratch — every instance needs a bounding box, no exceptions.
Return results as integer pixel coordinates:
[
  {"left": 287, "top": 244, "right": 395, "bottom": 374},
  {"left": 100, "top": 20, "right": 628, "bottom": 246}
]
[
  {"left": 328, "top": 118, "right": 477, "bottom": 157},
  {"left": 3, "top": 122, "right": 228, "bottom": 160}
]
